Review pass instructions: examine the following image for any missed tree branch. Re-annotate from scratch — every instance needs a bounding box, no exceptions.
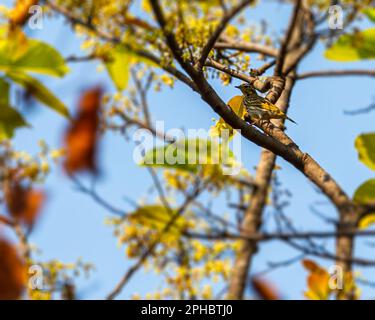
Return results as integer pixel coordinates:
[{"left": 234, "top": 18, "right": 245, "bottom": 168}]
[
  {"left": 215, "top": 35, "right": 278, "bottom": 57},
  {"left": 47, "top": 1, "right": 198, "bottom": 92},
  {"left": 274, "top": 0, "right": 302, "bottom": 75},
  {"left": 198, "top": 0, "right": 255, "bottom": 68},
  {"left": 297, "top": 69, "right": 375, "bottom": 80}
]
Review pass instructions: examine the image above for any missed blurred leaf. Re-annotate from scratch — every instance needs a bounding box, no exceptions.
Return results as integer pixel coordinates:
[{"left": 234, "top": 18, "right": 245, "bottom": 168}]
[
  {"left": 359, "top": 214, "right": 375, "bottom": 229},
  {"left": 5, "top": 182, "right": 45, "bottom": 227},
  {"left": 6, "top": 71, "right": 70, "bottom": 118},
  {"left": 302, "top": 259, "right": 321, "bottom": 273},
  {"left": 124, "top": 15, "right": 153, "bottom": 30},
  {"left": 0, "top": 77, "right": 10, "bottom": 105},
  {"left": 354, "top": 179, "right": 375, "bottom": 204},
  {"left": 354, "top": 179, "right": 375, "bottom": 229},
  {"left": 251, "top": 277, "right": 280, "bottom": 300},
  {"left": 363, "top": 8, "right": 375, "bottom": 23},
  {"left": 64, "top": 87, "right": 102, "bottom": 175},
  {"left": 104, "top": 46, "right": 131, "bottom": 91},
  {"left": 9, "top": 0, "right": 40, "bottom": 27},
  {"left": 104, "top": 45, "right": 157, "bottom": 91},
  {"left": 141, "top": 138, "right": 235, "bottom": 173},
  {"left": 325, "top": 28, "right": 375, "bottom": 61},
  {"left": 355, "top": 132, "right": 375, "bottom": 171},
  {"left": 0, "top": 237, "right": 26, "bottom": 300},
  {"left": 0, "top": 104, "right": 29, "bottom": 140},
  {"left": 302, "top": 259, "right": 331, "bottom": 300},
  {"left": 129, "top": 205, "right": 189, "bottom": 236},
  {"left": 0, "top": 34, "right": 69, "bottom": 77}
]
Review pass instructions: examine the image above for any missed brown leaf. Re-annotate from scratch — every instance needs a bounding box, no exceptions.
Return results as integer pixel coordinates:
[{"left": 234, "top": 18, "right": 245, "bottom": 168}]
[
  {"left": 124, "top": 15, "right": 153, "bottom": 31},
  {"left": 64, "top": 87, "right": 102, "bottom": 175},
  {"left": 4, "top": 182, "right": 45, "bottom": 227},
  {"left": 0, "top": 237, "right": 26, "bottom": 300},
  {"left": 9, "top": 0, "right": 40, "bottom": 28},
  {"left": 302, "top": 259, "right": 331, "bottom": 300},
  {"left": 251, "top": 277, "right": 281, "bottom": 300},
  {"left": 302, "top": 259, "right": 323, "bottom": 273}
]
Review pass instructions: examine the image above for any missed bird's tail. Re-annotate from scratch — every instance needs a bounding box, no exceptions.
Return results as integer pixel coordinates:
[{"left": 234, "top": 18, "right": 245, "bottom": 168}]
[{"left": 286, "top": 116, "right": 297, "bottom": 124}]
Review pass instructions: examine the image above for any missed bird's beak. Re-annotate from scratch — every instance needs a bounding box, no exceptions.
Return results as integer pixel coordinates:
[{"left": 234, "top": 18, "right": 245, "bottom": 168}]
[{"left": 235, "top": 85, "right": 241, "bottom": 89}]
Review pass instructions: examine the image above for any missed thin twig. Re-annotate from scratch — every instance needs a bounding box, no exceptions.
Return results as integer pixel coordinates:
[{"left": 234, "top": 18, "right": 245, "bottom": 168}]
[
  {"left": 106, "top": 184, "right": 202, "bottom": 300},
  {"left": 198, "top": 0, "right": 255, "bottom": 68},
  {"left": 297, "top": 70, "right": 375, "bottom": 80}
]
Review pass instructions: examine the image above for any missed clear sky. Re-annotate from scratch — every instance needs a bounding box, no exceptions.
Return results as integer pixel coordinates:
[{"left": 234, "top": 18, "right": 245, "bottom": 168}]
[{"left": 6, "top": 1, "right": 375, "bottom": 299}]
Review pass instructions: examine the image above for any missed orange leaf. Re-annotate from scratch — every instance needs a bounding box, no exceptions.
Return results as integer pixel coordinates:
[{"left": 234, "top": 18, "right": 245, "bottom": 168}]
[
  {"left": 0, "top": 237, "right": 26, "bottom": 300},
  {"left": 251, "top": 277, "right": 281, "bottom": 300},
  {"left": 4, "top": 182, "right": 45, "bottom": 227},
  {"left": 302, "top": 259, "right": 324, "bottom": 273},
  {"left": 124, "top": 15, "right": 153, "bottom": 31},
  {"left": 9, "top": 0, "right": 39, "bottom": 27},
  {"left": 302, "top": 259, "right": 331, "bottom": 300},
  {"left": 64, "top": 87, "right": 102, "bottom": 175}
]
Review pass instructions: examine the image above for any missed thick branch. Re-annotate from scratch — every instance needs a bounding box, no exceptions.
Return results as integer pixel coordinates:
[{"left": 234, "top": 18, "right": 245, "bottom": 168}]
[
  {"left": 215, "top": 35, "right": 278, "bottom": 57},
  {"left": 227, "top": 76, "right": 295, "bottom": 299},
  {"left": 274, "top": 0, "right": 302, "bottom": 75},
  {"left": 205, "top": 59, "right": 284, "bottom": 103}
]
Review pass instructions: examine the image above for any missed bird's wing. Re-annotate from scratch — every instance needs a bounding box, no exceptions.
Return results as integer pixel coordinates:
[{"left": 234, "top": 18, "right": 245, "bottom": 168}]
[{"left": 261, "top": 98, "right": 284, "bottom": 115}]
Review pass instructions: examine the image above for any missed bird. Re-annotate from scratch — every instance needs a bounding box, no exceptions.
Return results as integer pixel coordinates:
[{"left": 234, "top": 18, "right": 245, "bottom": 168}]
[{"left": 235, "top": 83, "right": 297, "bottom": 124}]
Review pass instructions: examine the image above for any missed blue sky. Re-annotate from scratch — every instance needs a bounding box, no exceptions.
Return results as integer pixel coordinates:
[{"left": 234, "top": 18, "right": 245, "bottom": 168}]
[{"left": 4, "top": 1, "right": 375, "bottom": 299}]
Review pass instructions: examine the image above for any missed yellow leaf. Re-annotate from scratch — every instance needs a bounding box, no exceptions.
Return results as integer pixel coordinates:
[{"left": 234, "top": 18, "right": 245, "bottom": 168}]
[
  {"left": 302, "top": 259, "right": 331, "bottom": 300},
  {"left": 211, "top": 95, "right": 245, "bottom": 138},
  {"left": 129, "top": 205, "right": 190, "bottom": 237}
]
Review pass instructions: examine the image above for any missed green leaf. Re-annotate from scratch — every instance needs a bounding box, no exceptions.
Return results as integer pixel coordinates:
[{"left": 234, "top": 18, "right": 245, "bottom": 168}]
[
  {"left": 363, "top": 8, "right": 375, "bottom": 23},
  {"left": 141, "top": 138, "right": 236, "bottom": 173},
  {"left": 104, "top": 46, "right": 132, "bottom": 91},
  {"left": 0, "top": 78, "right": 29, "bottom": 139},
  {"left": 0, "top": 36, "right": 69, "bottom": 77},
  {"left": 325, "top": 28, "right": 375, "bottom": 61},
  {"left": 354, "top": 179, "right": 375, "bottom": 204},
  {"left": 355, "top": 132, "right": 375, "bottom": 171},
  {"left": 0, "top": 104, "right": 29, "bottom": 140},
  {"left": 0, "top": 77, "right": 10, "bottom": 105},
  {"left": 104, "top": 45, "right": 158, "bottom": 91},
  {"left": 354, "top": 179, "right": 375, "bottom": 229},
  {"left": 7, "top": 72, "right": 70, "bottom": 118}
]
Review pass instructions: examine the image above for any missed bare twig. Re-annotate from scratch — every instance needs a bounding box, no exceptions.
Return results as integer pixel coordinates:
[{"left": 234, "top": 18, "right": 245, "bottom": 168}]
[
  {"left": 106, "top": 183, "right": 202, "bottom": 300},
  {"left": 344, "top": 102, "right": 375, "bottom": 116},
  {"left": 297, "top": 70, "right": 375, "bottom": 80}
]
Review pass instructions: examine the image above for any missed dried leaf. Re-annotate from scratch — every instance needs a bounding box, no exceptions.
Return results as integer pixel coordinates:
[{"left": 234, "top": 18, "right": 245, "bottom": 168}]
[
  {"left": 0, "top": 237, "right": 26, "bottom": 300},
  {"left": 4, "top": 182, "right": 45, "bottom": 227},
  {"left": 302, "top": 259, "right": 331, "bottom": 300},
  {"left": 251, "top": 277, "right": 280, "bottom": 300},
  {"left": 64, "top": 87, "right": 102, "bottom": 175},
  {"left": 302, "top": 259, "right": 322, "bottom": 273},
  {"left": 124, "top": 15, "right": 153, "bottom": 31}
]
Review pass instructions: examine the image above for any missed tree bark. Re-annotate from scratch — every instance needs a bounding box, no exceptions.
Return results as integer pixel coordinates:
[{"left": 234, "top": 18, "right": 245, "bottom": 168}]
[
  {"left": 335, "top": 207, "right": 359, "bottom": 299},
  {"left": 227, "top": 77, "right": 295, "bottom": 299}
]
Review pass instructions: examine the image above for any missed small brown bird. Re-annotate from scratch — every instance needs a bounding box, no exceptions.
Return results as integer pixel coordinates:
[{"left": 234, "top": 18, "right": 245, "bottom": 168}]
[{"left": 235, "top": 83, "right": 297, "bottom": 124}]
